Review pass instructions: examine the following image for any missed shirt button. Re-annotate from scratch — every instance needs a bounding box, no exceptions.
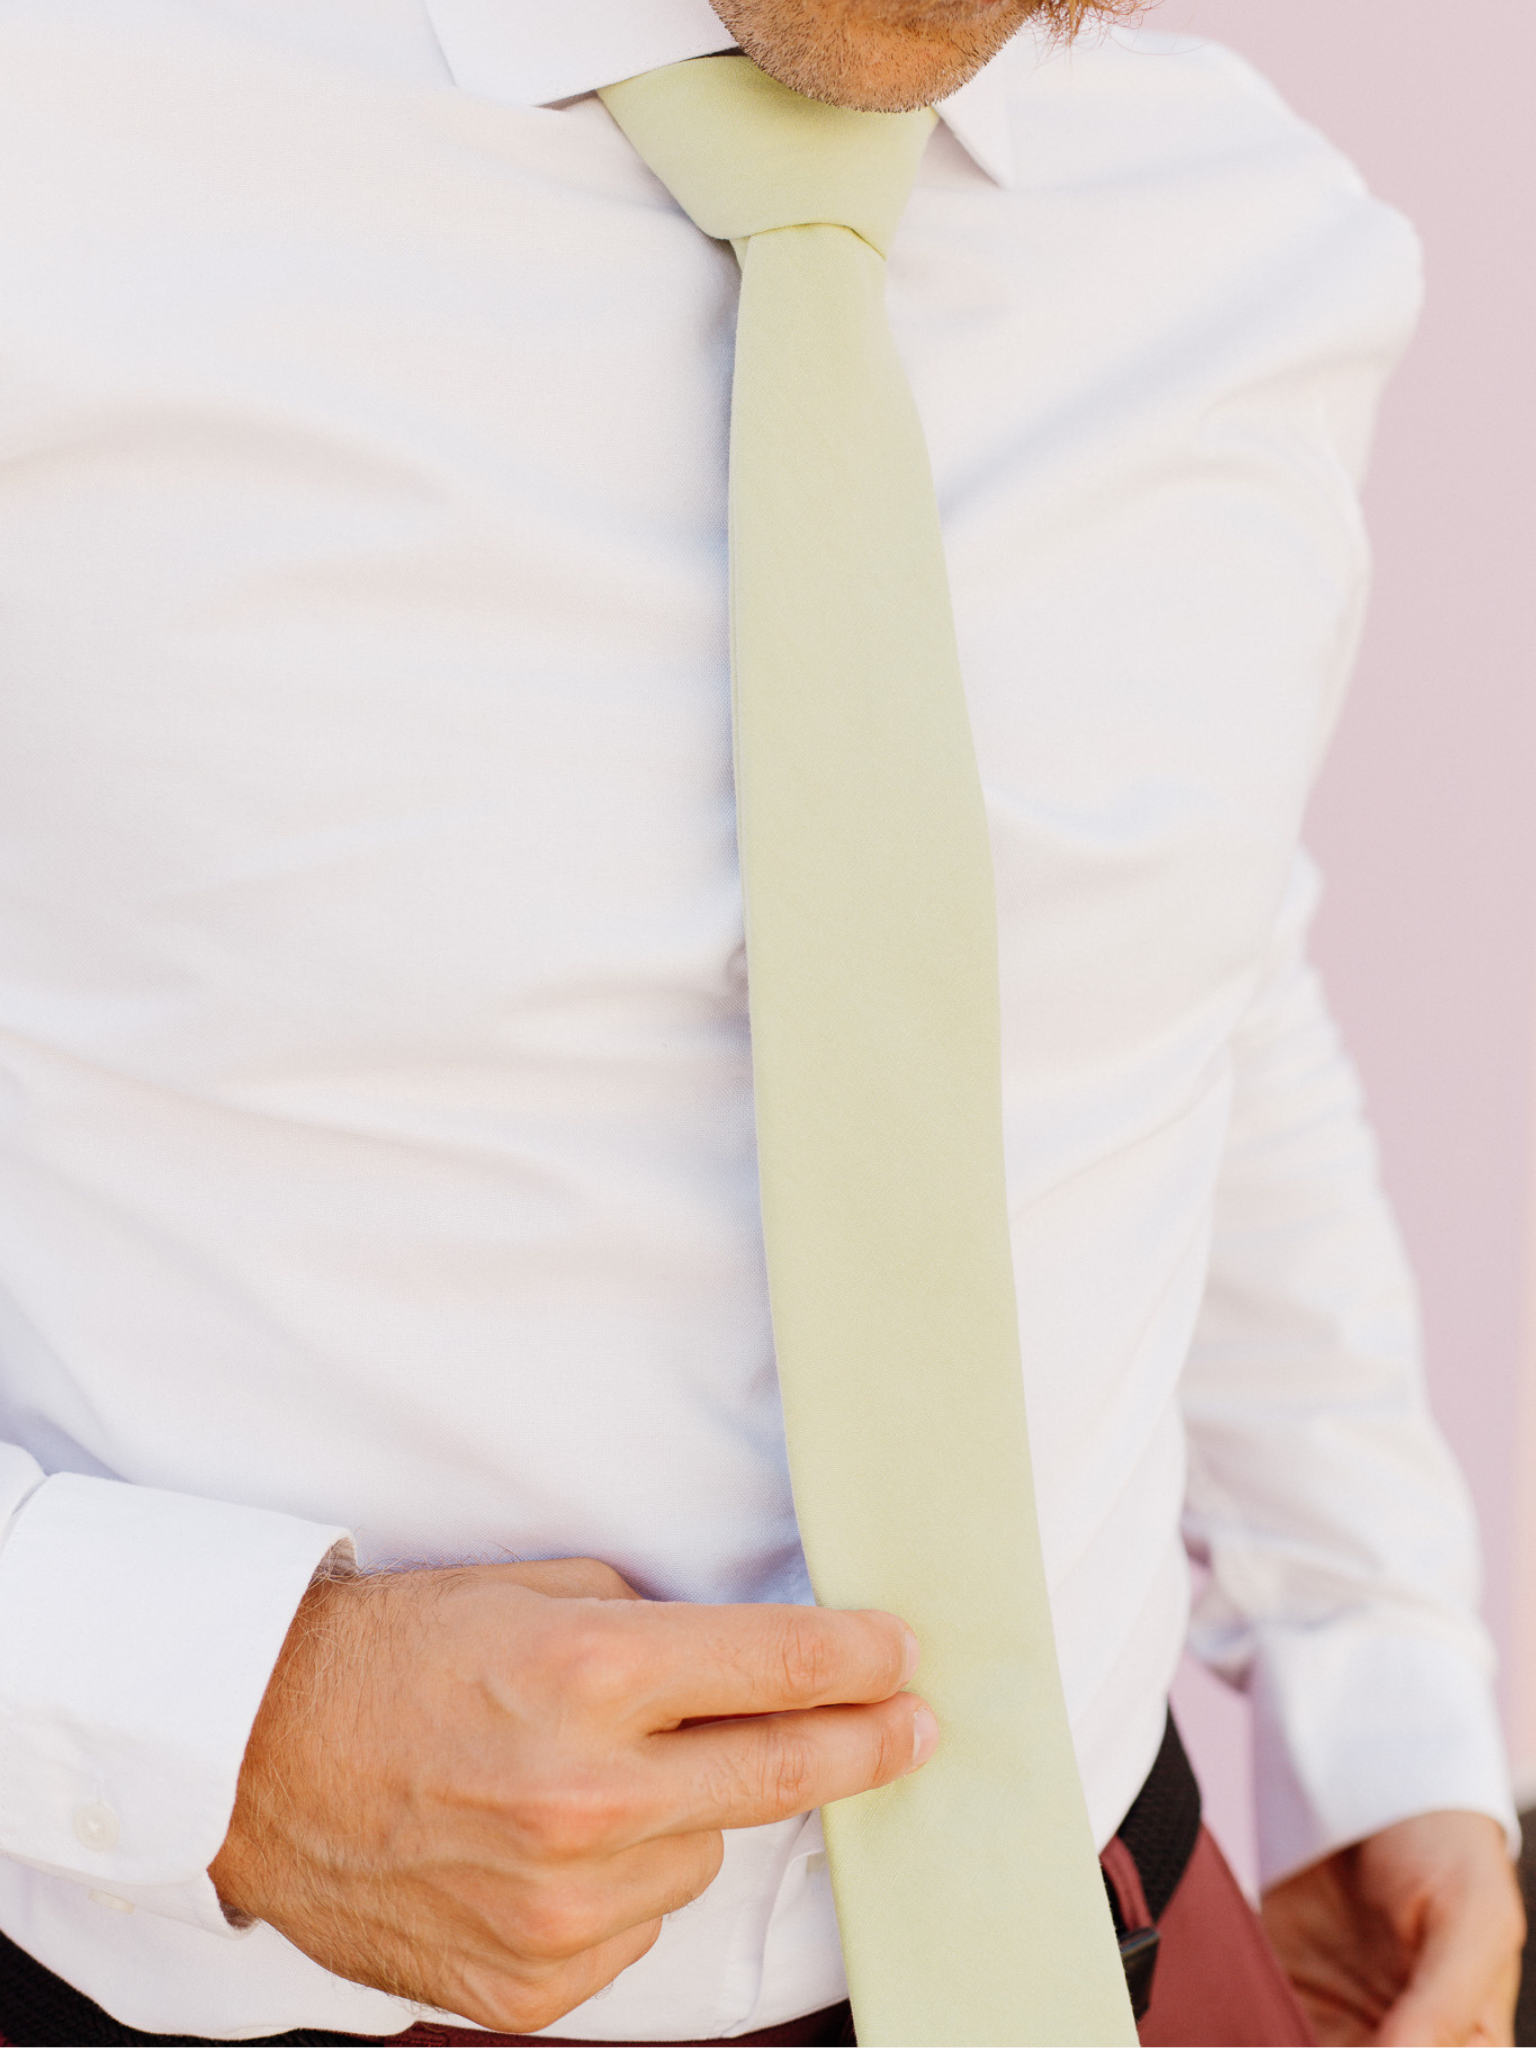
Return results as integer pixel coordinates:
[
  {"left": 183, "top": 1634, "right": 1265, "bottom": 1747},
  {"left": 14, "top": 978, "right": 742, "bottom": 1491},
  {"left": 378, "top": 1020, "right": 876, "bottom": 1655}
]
[
  {"left": 73, "top": 1803, "right": 120, "bottom": 1853},
  {"left": 88, "top": 1890, "right": 135, "bottom": 1914}
]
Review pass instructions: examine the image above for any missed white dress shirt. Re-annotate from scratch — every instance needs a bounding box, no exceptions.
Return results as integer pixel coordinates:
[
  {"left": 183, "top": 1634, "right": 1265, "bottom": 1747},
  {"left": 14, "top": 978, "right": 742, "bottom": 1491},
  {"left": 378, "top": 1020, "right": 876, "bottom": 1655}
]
[{"left": 0, "top": 1, "right": 1514, "bottom": 2038}]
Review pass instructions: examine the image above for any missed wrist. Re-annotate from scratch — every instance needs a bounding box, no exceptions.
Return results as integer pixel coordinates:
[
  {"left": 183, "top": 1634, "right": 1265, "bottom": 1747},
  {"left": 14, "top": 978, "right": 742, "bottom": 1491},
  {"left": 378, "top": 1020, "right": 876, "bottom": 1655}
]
[{"left": 210, "top": 1561, "right": 373, "bottom": 1924}]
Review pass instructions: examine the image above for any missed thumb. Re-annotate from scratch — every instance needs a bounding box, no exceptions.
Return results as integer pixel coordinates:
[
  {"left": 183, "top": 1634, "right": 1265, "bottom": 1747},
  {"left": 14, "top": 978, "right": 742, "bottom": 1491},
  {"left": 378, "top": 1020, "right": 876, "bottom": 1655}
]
[
  {"left": 496, "top": 1558, "right": 647, "bottom": 1601},
  {"left": 1372, "top": 1900, "right": 1512, "bottom": 2048}
]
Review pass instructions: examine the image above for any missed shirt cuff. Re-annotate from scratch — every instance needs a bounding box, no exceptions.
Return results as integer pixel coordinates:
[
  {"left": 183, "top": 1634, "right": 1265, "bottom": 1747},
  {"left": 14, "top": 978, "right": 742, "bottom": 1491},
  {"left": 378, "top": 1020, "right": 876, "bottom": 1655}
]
[
  {"left": 1249, "top": 1620, "right": 1520, "bottom": 1889},
  {"left": 0, "top": 1468, "right": 350, "bottom": 1934}
]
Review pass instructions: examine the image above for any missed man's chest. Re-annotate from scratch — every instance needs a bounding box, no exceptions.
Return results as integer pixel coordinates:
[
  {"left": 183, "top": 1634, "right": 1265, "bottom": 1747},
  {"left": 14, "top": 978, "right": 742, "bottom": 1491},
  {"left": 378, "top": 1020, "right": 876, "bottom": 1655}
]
[{"left": 0, "top": 11, "right": 1414, "bottom": 1110}]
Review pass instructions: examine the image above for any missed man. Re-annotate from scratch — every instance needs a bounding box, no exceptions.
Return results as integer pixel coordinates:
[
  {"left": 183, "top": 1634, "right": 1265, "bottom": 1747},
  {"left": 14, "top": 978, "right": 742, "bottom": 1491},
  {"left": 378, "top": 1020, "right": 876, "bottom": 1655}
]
[{"left": 0, "top": 0, "right": 1522, "bottom": 2042}]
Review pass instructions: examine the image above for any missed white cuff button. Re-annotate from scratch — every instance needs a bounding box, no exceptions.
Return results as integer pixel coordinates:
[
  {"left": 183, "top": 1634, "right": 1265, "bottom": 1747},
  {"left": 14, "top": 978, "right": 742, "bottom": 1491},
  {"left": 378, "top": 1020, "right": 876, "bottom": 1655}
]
[{"left": 73, "top": 1802, "right": 120, "bottom": 1853}]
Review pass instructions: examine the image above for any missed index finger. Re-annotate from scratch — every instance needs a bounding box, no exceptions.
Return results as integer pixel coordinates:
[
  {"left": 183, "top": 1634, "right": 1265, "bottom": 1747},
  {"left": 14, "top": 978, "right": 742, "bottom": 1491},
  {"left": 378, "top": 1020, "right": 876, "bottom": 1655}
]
[{"left": 597, "top": 1600, "right": 919, "bottom": 1727}]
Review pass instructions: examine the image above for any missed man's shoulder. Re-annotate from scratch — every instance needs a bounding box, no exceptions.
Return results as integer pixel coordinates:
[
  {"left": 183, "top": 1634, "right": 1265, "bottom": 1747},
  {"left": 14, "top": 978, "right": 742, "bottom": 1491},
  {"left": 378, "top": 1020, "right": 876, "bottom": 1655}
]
[
  {"left": 948, "top": 25, "right": 1423, "bottom": 390},
  {"left": 994, "top": 22, "right": 1370, "bottom": 189}
]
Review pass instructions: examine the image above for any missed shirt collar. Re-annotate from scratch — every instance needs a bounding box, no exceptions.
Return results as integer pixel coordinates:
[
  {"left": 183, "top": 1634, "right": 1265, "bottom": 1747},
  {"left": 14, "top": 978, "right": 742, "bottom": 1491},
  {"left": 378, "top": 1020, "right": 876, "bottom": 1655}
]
[{"left": 421, "top": 0, "right": 1021, "bottom": 186}]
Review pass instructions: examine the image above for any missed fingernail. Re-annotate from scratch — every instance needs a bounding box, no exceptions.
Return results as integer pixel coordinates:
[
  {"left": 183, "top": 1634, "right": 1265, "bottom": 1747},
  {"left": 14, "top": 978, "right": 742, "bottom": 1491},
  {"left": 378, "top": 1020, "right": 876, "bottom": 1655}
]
[
  {"left": 909, "top": 1704, "right": 940, "bottom": 1771},
  {"left": 900, "top": 1629, "right": 921, "bottom": 1685}
]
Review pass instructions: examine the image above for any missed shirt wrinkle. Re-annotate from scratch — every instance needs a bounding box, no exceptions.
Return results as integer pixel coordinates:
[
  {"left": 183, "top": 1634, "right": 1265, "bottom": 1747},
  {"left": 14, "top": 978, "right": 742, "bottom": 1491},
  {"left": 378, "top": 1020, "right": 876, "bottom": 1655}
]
[{"left": 0, "top": 4, "right": 1510, "bottom": 2037}]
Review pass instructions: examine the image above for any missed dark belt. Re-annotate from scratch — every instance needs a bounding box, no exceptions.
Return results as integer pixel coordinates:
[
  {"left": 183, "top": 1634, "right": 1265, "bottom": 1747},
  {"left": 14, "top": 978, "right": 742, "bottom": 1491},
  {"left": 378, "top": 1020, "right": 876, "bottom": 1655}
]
[
  {"left": 0, "top": 1715, "right": 1200, "bottom": 2045},
  {"left": 1104, "top": 1710, "right": 1204, "bottom": 2020}
]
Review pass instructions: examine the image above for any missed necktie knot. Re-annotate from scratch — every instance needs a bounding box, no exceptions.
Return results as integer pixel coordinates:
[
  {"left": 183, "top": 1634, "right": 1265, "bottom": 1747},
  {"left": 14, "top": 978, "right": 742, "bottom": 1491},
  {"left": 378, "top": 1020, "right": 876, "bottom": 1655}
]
[{"left": 600, "top": 56, "right": 936, "bottom": 258}]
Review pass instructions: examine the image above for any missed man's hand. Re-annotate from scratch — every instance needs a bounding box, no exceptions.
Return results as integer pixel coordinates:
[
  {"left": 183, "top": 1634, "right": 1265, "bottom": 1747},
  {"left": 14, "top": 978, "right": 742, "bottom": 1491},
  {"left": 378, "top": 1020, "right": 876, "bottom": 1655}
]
[
  {"left": 1260, "top": 1810, "right": 1524, "bottom": 2047},
  {"left": 211, "top": 1559, "right": 933, "bottom": 2034}
]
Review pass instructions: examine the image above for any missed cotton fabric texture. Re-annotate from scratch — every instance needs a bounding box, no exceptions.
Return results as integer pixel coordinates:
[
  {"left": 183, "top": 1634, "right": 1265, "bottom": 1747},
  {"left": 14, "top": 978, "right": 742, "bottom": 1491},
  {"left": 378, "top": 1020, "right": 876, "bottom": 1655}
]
[{"left": 0, "top": 1, "right": 1513, "bottom": 2040}]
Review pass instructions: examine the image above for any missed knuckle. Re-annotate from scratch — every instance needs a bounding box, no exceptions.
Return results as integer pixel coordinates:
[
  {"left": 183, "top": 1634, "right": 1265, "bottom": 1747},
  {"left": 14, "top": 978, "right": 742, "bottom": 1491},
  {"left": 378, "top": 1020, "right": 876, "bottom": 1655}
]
[
  {"left": 771, "top": 1612, "right": 834, "bottom": 1701},
  {"left": 697, "top": 1830, "right": 726, "bottom": 1892},
  {"left": 475, "top": 1924, "right": 663, "bottom": 2034},
  {"left": 451, "top": 1962, "right": 562, "bottom": 2038},
  {"left": 473, "top": 1980, "right": 575, "bottom": 2038},
  {"left": 664, "top": 1831, "right": 725, "bottom": 1914},
  {"left": 516, "top": 1778, "right": 630, "bottom": 1860},
  {"left": 759, "top": 1725, "right": 818, "bottom": 1814},
  {"left": 573, "top": 1558, "right": 638, "bottom": 1601},
  {"left": 680, "top": 1833, "right": 726, "bottom": 1911},
  {"left": 514, "top": 1887, "right": 602, "bottom": 1961},
  {"left": 627, "top": 1916, "right": 664, "bottom": 1972},
  {"left": 548, "top": 1616, "right": 638, "bottom": 1716}
]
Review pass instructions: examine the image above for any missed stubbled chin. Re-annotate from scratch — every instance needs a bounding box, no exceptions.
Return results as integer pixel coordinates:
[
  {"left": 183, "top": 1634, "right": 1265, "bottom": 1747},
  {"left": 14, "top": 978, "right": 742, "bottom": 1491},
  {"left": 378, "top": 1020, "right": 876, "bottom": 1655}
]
[{"left": 739, "top": 28, "right": 1021, "bottom": 111}]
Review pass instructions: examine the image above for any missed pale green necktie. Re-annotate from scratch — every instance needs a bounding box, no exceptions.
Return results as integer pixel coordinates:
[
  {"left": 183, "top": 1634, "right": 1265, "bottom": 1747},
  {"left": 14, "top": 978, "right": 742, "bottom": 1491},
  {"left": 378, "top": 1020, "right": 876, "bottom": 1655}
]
[{"left": 599, "top": 57, "right": 1136, "bottom": 2048}]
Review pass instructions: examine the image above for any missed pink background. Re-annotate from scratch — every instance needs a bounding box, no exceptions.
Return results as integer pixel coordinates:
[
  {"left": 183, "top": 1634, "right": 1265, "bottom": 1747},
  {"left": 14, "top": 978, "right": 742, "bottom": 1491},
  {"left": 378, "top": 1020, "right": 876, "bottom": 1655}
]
[{"left": 1149, "top": 0, "right": 1536, "bottom": 1887}]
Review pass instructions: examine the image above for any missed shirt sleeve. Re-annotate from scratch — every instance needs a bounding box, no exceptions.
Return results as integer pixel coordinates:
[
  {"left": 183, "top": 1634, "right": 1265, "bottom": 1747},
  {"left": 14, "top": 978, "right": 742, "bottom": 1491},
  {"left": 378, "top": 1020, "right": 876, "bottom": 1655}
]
[
  {"left": 0, "top": 1450, "right": 349, "bottom": 1933},
  {"left": 1181, "top": 850, "right": 1518, "bottom": 1890}
]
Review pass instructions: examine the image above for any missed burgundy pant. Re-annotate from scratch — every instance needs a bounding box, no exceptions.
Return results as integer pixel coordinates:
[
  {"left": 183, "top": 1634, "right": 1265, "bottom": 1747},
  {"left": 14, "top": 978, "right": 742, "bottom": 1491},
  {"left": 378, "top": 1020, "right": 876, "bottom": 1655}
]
[
  {"left": 1107, "top": 1824, "right": 1316, "bottom": 2047},
  {"left": 388, "top": 1825, "right": 1313, "bottom": 2048}
]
